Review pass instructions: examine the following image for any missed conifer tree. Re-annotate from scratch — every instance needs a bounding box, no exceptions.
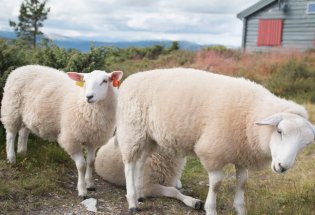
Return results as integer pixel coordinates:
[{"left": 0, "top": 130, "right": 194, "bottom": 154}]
[{"left": 9, "top": 0, "right": 50, "bottom": 49}]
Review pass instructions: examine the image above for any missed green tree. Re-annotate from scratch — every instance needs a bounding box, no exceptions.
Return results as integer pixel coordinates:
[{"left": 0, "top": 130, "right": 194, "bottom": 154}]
[
  {"left": 168, "top": 41, "right": 179, "bottom": 52},
  {"left": 9, "top": 0, "right": 50, "bottom": 49}
]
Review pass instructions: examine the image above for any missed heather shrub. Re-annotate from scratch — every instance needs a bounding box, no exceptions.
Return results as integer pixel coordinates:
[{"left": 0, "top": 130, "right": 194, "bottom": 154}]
[
  {"left": 203, "top": 45, "right": 240, "bottom": 59},
  {"left": 267, "top": 59, "right": 315, "bottom": 103},
  {"left": 0, "top": 39, "right": 31, "bottom": 102},
  {"left": 2, "top": 39, "right": 315, "bottom": 104}
]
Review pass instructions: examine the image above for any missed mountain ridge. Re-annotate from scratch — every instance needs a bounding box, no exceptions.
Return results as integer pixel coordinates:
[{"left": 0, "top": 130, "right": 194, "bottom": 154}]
[{"left": 0, "top": 31, "right": 206, "bottom": 51}]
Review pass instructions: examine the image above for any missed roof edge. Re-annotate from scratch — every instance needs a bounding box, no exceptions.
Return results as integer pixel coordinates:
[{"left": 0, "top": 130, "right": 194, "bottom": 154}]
[{"left": 237, "top": 0, "right": 277, "bottom": 20}]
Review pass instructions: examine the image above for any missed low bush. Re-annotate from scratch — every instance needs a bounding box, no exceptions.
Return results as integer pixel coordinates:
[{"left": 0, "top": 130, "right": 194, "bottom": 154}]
[{"left": 267, "top": 59, "right": 315, "bottom": 103}]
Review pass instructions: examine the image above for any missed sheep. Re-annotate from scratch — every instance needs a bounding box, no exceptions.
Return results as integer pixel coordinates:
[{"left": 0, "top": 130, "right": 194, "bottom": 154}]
[
  {"left": 94, "top": 137, "right": 204, "bottom": 209},
  {"left": 115, "top": 68, "right": 315, "bottom": 215},
  {"left": 1, "top": 65, "right": 123, "bottom": 198}
]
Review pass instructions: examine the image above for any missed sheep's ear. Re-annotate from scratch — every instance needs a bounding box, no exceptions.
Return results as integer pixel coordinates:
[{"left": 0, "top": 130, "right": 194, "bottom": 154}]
[
  {"left": 67, "top": 72, "right": 84, "bottom": 82},
  {"left": 256, "top": 114, "right": 283, "bottom": 126},
  {"left": 304, "top": 120, "right": 315, "bottom": 140},
  {"left": 111, "top": 71, "right": 123, "bottom": 81}
]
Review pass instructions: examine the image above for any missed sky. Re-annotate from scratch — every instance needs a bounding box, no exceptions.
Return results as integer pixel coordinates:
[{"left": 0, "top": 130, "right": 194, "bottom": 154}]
[{"left": 0, "top": 0, "right": 256, "bottom": 46}]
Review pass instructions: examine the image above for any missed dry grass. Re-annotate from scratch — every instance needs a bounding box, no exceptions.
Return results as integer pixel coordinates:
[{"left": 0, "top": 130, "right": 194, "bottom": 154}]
[{"left": 192, "top": 49, "right": 315, "bottom": 83}]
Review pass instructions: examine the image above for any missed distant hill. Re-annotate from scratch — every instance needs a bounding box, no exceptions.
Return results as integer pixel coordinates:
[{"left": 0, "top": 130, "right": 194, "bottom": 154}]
[
  {"left": 0, "top": 31, "right": 205, "bottom": 52},
  {"left": 0, "top": 31, "right": 16, "bottom": 39}
]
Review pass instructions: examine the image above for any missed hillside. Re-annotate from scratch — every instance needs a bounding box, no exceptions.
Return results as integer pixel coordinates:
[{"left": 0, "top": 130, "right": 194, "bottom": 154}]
[{"left": 0, "top": 31, "right": 204, "bottom": 52}]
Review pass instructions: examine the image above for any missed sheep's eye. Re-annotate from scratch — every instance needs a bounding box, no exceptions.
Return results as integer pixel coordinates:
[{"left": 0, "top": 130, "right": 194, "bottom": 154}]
[
  {"left": 101, "top": 79, "right": 108, "bottom": 85},
  {"left": 277, "top": 129, "right": 282, "bottom": 135}
]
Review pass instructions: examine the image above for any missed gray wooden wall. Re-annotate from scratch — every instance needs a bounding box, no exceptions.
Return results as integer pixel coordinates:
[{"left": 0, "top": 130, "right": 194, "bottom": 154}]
[{"left": 244, "top": 0, "right": 315, "bottom": 52}]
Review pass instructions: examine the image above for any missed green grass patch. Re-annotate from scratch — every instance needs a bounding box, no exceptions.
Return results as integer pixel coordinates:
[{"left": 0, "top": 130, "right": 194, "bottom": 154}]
[{"left": 0, "top": 134, "right": 74, "bottom": 213}]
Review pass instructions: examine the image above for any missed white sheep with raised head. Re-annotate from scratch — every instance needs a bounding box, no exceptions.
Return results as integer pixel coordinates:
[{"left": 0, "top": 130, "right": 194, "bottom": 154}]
[
  {"left": 94, "top": 137, "right": 204, "bottom": 209},
  {"left": 1, "top": 65, "right": 123, "bottom": 198},
  {"left": 115, "top": 68, "right": 315, "bottom": 215}
]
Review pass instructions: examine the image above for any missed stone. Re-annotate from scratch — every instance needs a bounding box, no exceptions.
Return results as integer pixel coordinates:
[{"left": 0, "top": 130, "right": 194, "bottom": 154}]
[{"left": 81, "top": 198, "right": 97, "bottom": 213}]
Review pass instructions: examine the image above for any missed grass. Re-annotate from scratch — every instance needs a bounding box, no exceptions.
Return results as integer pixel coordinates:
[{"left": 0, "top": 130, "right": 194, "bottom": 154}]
[
  {"left": 0, "top": 107, "right": 315, "bottom": 214},
  {"left": 0, "top": 131, "right": 74, "bottom": 213}
]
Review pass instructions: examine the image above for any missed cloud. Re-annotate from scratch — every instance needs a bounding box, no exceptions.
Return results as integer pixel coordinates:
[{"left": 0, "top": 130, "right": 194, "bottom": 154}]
[
  {"left": 0, "top": 0, "right": 255, "bottom": 46},
  {"left": 158, "top": 0, "right": 252, "bottom": 14},
  {"left": 0, "top": 0, "right": 22, "bottom": 30}
]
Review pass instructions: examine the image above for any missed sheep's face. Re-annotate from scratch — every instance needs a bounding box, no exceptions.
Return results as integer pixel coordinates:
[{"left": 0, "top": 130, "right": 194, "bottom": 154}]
[
  {"left": 256, "top": 113, "right": 315, "bottom": 174},
  {"left": 68, "top": 70, "right": 123, "bottom": 104}
]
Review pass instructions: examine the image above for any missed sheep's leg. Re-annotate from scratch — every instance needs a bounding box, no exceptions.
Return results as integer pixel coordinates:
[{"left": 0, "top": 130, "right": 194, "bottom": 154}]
[
  {"left": 125, "top": 161, "right": 139, "bottom": 211},
  {"left": 118, "top": 119, "right": 150, "bottom": 211},
  {"left": 205, "top": 170, "right": 224, "bottom": 215},
  {"left": 146, "top": 184, "right": 204, "bottom": 209},
  {"left": 6, "top": 130, "right": 17, "bottom": 163},
  {"left": 176, "top": 179, "right": 182, "bottom": 189},
  {"left": 134, "top": 151, "right": 149, "bottom": 202},
  {"left": 17, "top": 127, "right": 30, "bottom": 155},
  {"left": 233, "top": 166, "right": 248, "bottom": 215},
  {"left": 85, "top": 146, "right": 96, "bottom": 191},
  {"left": 71, "top": 152, "right": 87, "bottom": 198}
]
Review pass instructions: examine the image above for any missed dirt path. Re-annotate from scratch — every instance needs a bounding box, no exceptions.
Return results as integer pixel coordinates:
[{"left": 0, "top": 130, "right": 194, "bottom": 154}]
[{"left": 24, "top": 174, "right": 205, "bottom": 215}]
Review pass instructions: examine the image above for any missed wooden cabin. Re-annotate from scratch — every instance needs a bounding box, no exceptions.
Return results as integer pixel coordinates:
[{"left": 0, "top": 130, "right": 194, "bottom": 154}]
[{"left": 237, "top": 0, "right": 315, "bottom": 52}]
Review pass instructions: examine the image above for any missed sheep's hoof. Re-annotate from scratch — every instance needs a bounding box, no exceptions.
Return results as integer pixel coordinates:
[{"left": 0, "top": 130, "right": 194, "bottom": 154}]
[
  {"left": 7, "top": 157, "right": 16, "bottom": 164},
  {"left": 17, "top": 150, "right": 27, "bottom": 155},
  {"left": 194, "top": 201, "right": 204, "bottom": 210},
  {"left": 87, "top": 187, "right": 96, "bottom": 191},
  {"left": 129, "top": 207, "right": 140, "bottom": 214},
  {"left": 137, "top": 197, "right": 145, "bottom": 203}
]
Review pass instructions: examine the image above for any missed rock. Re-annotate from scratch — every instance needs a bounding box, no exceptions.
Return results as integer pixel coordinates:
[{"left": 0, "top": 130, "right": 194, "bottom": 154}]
[{"left": 81, "top": 198, "right": 97, "bottom": 213}]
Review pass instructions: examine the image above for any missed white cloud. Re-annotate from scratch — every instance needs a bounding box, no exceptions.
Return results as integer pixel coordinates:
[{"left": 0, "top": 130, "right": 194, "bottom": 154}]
[
  {"left": 0, "top": 0, "right": 22, "bottom": 30},
  {"left": 0, "top": 0, "right": 255, "bottom": 46}
]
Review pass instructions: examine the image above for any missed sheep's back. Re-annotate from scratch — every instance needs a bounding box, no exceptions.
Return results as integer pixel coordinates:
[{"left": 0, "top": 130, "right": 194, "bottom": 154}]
[
  {"left": 1, "top": 65, "right": 74, "bottom": 140},
  {"left": 118, "top": 68, "right": 268, "bottom": 154}
]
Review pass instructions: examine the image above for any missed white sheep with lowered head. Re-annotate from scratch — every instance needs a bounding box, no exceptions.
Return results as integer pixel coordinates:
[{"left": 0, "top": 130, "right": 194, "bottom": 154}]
[
  {"left": 94, "top": 137, "right": 204, "bottom": 209},
  {"left": 115, "top": 68, "right": 315, "bottom": 215},
  {"left": 1, "top": 65, "right": 123, "bottom": 198}
]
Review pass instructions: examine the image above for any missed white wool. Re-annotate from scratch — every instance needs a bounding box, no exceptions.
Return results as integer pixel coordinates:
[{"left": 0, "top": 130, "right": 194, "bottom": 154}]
[
  {"left": 95, "top": 137, "right": 185, "bottom": 187},
  {"left": 1, "top": 65, "right": 121, "bottom": 197},
  {"left": 115, "top": 68, "right": 315, "bottom": 214},
  {"left": 95, "top": 137, "right": 203, "bottom": 209}
]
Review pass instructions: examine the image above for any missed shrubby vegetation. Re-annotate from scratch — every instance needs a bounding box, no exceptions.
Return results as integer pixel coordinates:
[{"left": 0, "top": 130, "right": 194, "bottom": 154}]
[
  {"left": 268, "top": 59, "right": 315, "bottom": 103},
  {"left": 0, "top": 39, "right": 183, "bottom": 94},
  {"left": 194, "top": 47, "right": 315, "bottom": 103},
  {"left": 1, "top": 39, "right": 315, "bottom": 104}
]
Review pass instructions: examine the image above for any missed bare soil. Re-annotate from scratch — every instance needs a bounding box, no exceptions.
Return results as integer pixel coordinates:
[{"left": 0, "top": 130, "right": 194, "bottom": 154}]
[{"left": 7, "top": 173, "right": 205, "bottom": 215}]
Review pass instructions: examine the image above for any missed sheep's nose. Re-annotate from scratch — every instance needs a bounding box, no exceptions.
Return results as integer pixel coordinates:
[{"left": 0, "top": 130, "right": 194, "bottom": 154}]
[
  {"left": 278, "top": 163, "right": 287, "bottom": 173},
  {"left": 86, "top": 95, "right": 94, "bottom": 103}
]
